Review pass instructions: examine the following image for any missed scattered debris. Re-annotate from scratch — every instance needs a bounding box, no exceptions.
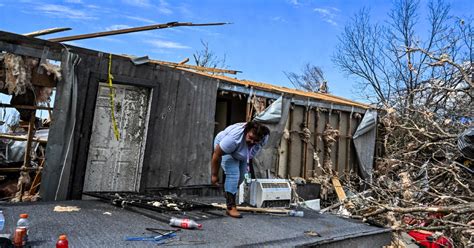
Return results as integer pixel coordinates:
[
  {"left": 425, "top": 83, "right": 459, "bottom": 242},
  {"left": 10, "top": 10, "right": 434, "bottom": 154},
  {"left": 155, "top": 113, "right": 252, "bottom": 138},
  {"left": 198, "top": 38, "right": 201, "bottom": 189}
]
[
  {"left": 324, "top": 106, "right": 474, "bottom": 246},
  {"left": 53, "top": 206, "right": 80, "bottom": 212},
  {"left": 304, "top": 230, "right": 321, "bottom": 237}
]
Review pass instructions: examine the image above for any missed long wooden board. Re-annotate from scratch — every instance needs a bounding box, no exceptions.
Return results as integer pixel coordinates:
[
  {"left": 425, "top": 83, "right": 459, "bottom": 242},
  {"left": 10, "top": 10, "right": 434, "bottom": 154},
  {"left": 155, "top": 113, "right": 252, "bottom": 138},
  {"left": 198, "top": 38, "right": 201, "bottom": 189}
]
[{"left": 331, "top": 176, "right": 347, "bottom": 202}]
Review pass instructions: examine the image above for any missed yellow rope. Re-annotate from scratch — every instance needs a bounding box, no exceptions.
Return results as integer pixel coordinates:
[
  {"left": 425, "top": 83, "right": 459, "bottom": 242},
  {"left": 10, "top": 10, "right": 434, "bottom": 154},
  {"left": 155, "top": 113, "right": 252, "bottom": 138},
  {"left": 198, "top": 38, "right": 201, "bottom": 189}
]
[{"left": 108, "top": 54, "right": 120, "bottom": 140}]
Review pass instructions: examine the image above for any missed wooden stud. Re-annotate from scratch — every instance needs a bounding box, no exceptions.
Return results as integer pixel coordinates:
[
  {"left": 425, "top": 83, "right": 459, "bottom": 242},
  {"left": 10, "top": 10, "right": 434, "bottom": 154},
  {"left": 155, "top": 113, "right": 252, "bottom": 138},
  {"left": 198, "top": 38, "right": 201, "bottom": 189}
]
[
  {"left": 302, "top": 105, "right": 310, "bottom": 179},
  {"left": 345, "top": 112, "right": 352, "bottom": 174},
  {"left": 286, "top": 106, "right": 293, "bottom": 178},
  {"left": 22, "top": 112, "right": 37, "bottom": 169},
  {"left": 335, "top": 111, "right": 341, "bottom": 173}
]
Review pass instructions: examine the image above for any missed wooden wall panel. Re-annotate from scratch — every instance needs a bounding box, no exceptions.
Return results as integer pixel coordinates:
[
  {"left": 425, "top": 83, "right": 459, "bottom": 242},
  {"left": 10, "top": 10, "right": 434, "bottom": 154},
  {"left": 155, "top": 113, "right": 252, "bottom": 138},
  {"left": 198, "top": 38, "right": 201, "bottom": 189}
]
[
  {"left": 289, "top": 106, "right": 303, "bottom": 177},
  {"left": 338, "top": 112, "right": 349, "bottom": 176}
]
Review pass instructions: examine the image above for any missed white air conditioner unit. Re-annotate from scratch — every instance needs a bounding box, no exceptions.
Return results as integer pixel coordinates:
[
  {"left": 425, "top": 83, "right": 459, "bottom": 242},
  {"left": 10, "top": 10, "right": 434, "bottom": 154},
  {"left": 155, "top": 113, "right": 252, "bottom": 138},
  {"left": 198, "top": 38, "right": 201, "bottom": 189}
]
[{"left": 249, "top": 179, "right": 291, "bottom": 208}]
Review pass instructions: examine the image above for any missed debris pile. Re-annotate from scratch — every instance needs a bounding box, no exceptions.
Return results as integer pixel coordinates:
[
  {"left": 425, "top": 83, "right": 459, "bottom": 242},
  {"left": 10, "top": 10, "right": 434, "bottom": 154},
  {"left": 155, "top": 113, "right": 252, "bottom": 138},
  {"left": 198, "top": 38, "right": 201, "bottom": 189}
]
[
  {"left": 328, "top": 106, "right": 473, "bottom": 246},
  {"left": 0, "top": 52, "right": 60, "bottom": 202}
]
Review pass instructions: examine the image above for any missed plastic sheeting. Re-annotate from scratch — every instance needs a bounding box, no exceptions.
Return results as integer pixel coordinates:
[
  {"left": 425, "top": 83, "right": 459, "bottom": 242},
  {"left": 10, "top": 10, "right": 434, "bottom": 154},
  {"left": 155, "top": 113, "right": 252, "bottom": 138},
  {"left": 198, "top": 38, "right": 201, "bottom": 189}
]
[
  {"left": 253, "top": 95, "right": 291, "bottom": 178},
  {"left": 254, "top": 96, "right": 283, "bottom": 123},
  {"left": 353, "top": 109, "right": 377, "bottom": 183},
  {"left": 0, "top": 129, "right": 49, "bottom": 164}
]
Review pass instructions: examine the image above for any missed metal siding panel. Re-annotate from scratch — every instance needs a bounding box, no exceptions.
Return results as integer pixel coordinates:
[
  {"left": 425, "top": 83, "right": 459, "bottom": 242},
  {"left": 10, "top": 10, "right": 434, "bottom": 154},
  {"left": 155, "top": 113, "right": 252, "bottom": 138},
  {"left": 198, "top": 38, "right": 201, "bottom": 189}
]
[
  {"left": 148, "top": 69, "right": 176, "bottom": 188},
  {"left": 146, "top": 71, "right": 217, "bottom": 188}
]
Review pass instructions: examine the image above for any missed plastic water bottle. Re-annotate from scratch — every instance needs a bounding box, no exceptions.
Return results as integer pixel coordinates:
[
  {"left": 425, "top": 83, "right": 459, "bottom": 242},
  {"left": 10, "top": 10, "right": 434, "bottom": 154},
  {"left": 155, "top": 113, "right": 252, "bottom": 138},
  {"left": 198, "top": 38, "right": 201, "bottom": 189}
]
[
  {"left": 17, "top": 214, "right": 30, "bottom": 242},
  {"left": 288, "top": 210, "right": 304, "bottom": 217},
  {"left": 56, "top": 234, "right": 69, "bottom": 248},
  {"left": 0, "top": 211, "right": 4, "bottom": 231},
  {"left": 169, "top": 218, "right": 202, "bottom": 229}
]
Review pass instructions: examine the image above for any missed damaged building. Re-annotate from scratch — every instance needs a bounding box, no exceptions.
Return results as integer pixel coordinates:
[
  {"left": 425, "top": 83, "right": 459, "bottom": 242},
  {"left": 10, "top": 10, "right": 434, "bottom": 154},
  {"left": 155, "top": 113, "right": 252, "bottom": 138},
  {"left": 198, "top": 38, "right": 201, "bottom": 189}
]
[{"left": 0, "top": 30, "right": 375, "bottom": 203}]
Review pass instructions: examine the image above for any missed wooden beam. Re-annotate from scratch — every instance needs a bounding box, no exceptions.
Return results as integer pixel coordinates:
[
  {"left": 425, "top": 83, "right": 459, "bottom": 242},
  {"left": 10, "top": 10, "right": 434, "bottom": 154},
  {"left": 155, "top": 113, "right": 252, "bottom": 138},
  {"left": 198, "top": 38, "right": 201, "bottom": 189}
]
[
  {"left": 0, "top": 103, "right": 53, "bottom": 111},
  {"left": 331, "top": 176, "right": 347, "bottom": 202},
  {"left": 29, "top": 159, "right": 45, "bottom": 195},
  {"left": 211, "top": 203, "right": 290, "bottom": 214},
  {"left": 178, "top": 58, "right": 189, "bottom": 65},
  {"left": 48, "top": 22, "right": 229, "bottom": 42},
  {"left": 22, "top": 112, "right": 37, "bottom": 168},
  {"left": 0, "top": 133, "right": 47, "bottom": 143},
  {"left": 138, "top": 57, "right": 241, "bottom": 75},
  {"left": 302, "top": 105, "right": 309, "bottom": 179},
  {"left": 24, "top": 28, "right": 72, "bottom": 37}
]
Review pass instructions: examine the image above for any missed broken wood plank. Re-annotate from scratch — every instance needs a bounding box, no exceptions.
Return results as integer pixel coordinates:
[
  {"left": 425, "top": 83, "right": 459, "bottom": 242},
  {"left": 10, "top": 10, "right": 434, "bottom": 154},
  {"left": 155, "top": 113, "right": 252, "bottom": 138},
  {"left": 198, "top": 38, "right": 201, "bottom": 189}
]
[
  {"left": 29, "top": 159, "right": 45, "bottom": 195},
  {"left": 23, "top": 113, "right": 37, "bottom": 169},
  {"left": 23, "top": 27, "right": 72, "bottom": 37},
  {"left": 132, "top": 56, "right": 241, "bottom": 75},
  {"left": 211, "top": 203, "right": 290, "bottom": 214},
  {"left": 49, "top": 22, "right": 229, "bottom": 42},
  {"left": 331, "top": 176, "right": 347, "bottom": 201},
  {"left": 178, "top": 58, "right": 189, "bottom": 65}
]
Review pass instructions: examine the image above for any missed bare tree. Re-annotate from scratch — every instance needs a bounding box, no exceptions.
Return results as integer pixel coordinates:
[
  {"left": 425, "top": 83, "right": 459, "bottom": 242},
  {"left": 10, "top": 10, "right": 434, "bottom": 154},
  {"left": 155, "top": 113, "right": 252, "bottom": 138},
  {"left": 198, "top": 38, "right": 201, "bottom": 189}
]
[
  {"left": 330, "top": 1, "right": 473, "bottom": 245},
  {"left": 284, "top": 63, "right": 328, "bottom": 93},
  {"left": 192, "top": 40, "right": 227, "bottom": 72},
  {"left": 333, "top": 0, "right": 472, "bottom": 108}
]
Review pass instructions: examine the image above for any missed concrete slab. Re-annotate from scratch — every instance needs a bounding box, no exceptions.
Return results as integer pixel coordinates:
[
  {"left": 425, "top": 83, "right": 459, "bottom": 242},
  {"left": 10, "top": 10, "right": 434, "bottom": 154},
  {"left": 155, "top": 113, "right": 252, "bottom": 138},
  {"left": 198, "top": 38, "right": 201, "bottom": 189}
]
[{"left": 0, "top": 199, "right": 391, "bottom": 247}]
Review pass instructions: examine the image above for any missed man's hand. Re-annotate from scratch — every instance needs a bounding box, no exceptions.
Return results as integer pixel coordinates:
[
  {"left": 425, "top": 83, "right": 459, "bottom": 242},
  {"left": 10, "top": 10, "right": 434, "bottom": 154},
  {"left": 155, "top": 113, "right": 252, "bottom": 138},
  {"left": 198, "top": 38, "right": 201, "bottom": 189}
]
[{"left": 211, "top": 174, "right": 219, "bottom": 185}]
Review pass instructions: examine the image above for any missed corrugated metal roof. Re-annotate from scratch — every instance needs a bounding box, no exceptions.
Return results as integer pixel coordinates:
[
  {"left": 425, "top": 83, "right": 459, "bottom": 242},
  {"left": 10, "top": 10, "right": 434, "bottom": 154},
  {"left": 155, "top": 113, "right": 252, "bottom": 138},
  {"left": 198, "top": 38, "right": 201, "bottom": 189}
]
[
  {"left": 175, "top": 68, "right": 370, "bottom": 109},
  {"left": 121, "top": 55, "right": 370, "bottom": 109}
]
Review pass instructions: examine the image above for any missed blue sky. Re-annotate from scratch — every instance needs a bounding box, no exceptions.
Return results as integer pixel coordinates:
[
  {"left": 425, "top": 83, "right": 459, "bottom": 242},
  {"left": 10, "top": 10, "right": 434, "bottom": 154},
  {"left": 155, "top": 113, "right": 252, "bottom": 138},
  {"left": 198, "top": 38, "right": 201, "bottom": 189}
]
[{"left": 0, "top": 0, "right": 472, "bottom": 102}]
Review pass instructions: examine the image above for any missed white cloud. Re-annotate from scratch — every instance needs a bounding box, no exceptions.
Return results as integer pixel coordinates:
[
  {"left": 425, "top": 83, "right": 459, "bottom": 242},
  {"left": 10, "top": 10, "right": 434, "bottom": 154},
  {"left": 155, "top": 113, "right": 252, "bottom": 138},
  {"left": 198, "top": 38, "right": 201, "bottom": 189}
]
[
  {"left": 106, "top": 24, "right": 132, "bottom": 31},
  {"left": 314, "top": 7, "right": 340, "bottom": 26},
  {"left": 122, "top": 0, "right": 151, "bottom": 7},
  {"left": 178, "top": 3, "right": 193, "bottom": 18},
  {"left": 158, "top": 0, "right": 172, "bottom": 15},
  {"left": 36, "top": 4, "right": 95, "bottom": 19},
  {"left": 271, "top": 16, "right": 287, "bottom": 22},
  {"left": 288, "top": 0, "right": 299, "bottom": 5},
  {"left": 86, "top": 4, "right": 100, "bottom": 9},
  {"left": 121, "top": 0, "right": 172, "bottom": 14},
  {"left": 96, "top": 37, "right": 123, "bottom": 43},
  {"left": 125, "top": 16, "right": 156, "bottom": 24},
  {"left": 65, "top": 0, "right": 83, "bottom": 3},
  {"left": 147, "top": 39, "right": 190, "bottom": 49}
]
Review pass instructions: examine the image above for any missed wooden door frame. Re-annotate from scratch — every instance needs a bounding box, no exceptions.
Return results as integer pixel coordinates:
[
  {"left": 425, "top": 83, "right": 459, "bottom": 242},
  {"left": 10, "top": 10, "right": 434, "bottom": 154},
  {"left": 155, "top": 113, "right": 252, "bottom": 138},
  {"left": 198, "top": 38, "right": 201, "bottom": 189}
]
[{"left": 70, "top": 72, "right": 158, "bottom": 199}]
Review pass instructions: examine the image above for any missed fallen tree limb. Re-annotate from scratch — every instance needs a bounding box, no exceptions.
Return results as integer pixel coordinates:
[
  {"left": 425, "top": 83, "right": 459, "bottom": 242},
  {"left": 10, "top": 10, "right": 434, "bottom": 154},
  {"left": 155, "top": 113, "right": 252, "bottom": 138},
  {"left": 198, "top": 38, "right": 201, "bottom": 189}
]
[{"left": 364, "top": 203, "right": 474, "bottom": 218}]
